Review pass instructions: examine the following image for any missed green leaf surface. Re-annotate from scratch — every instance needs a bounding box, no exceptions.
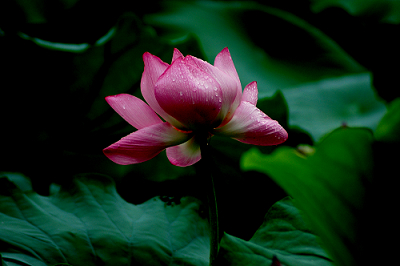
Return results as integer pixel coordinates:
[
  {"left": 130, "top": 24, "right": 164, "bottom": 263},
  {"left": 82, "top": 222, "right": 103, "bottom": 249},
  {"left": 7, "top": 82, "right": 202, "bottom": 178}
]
[
  {"left": 145, "top": 1, "right": 364, "bottom": 90},
  {"left": 145, "top": 1, "right": 386, "bottom": 140},
  {"left": 282, "top": 73, "right": 386, "bottom": 140},
  {"left": 1, "top": 174, "right": 333, "bottom": 266},
  {"left": 374, "top": 97, "right": 400, "bottom": 142},
  {"left": 241, "top": 127, "right": 375, "bottom": 266},
  {"left": 219, "top": 197, "right": 333, "bottom": 266},
  {"left": 0, "top": 174, "right": 210, "bottom": 266},
  {"left": 311, "top": 0, "right": 400, "bottom": 24}
]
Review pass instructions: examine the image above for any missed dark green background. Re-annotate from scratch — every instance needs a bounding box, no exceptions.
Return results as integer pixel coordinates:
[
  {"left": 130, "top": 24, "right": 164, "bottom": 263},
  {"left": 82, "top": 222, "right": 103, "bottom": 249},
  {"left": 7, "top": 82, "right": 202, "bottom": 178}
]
[{"left": 1, "top": 1, "right": 399, "bottom": 265}]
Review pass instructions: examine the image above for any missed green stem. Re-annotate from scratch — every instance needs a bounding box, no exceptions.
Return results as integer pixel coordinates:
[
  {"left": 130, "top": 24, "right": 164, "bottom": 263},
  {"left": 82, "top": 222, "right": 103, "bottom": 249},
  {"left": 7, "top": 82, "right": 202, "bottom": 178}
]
[
  {"left": 207, "top": 170, "right": 219, "bottom": 266},
  {"left": 197, "top": 137, "right": 220, "bottom": 266}
]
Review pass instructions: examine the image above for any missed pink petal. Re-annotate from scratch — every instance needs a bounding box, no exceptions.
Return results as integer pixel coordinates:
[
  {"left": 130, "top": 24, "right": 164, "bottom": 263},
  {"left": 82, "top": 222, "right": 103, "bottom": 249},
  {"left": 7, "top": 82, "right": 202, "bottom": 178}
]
[
  {"left": 241, "top": 81, "right": 258, "bottom": 106},
  {"left": 103, "top": 122, "right": 191, "bottom": 165},
  {"left": 141, "top": 52, "right": 183, "bottom": 128},
  {"left": 154, "top": 57, "right": 222, "bottom": 130},
  {"left": 214, "top": 48, "right": 241, "bottom": 86},
  {"left": 185, "top": 54, "right": 240, "bottom": 126},
  {"left": 105, "top": 94, "right": 162, "bottom": 129},
  {"left": 214, "top": 101, "right": 288, "bottom": 146},
  {"left": 166, "top": 136, "right": 201, "bottom": 167},
  {"left": 214, "top": 47, "right": 242, "bottom": 120},
  {"left": 172, "top": 48, "right": 184, "bottom": 63}
]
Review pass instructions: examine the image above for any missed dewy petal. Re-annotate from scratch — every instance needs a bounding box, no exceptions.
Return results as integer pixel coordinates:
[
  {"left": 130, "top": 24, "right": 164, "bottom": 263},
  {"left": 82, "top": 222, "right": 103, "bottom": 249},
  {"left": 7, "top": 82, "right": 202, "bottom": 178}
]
[
  {"left": 241, "top": 81, "right": 258, "bottom": 106},
  {"left": 172, "top": 48, "right": 184, "bottom": 63},
  {"left": 214, "top": 47, "right": 242, "bottom": 120},
  {"left": 105, "top": 93, "right": 162, "bottom": 129},
  {"left": 214, "top": 101, "right": 288, "bottom": 146},
  {"left": 166, "top": 136, "right": 201, "bottom": 167},
  {"left": 155, "top": 57, "right": 222, "bottom": 130},
  {"left": 141, "top": 52, "right": 183, "bottom": 128},
  {"left": 214, "top": 47, "right": 241, "bottom": 86},
  {"left": 185, "top": 54, "right": 239, "bottom": 125},
  {"left": 103, "top": 122, "right": 191, "bottom": 165}
]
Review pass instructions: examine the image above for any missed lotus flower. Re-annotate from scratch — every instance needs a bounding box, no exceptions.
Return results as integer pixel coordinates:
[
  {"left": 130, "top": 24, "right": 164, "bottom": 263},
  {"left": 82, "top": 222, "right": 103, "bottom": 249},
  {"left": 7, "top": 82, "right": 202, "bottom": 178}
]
[{"left": 103, "top": 48, "right": 288, "bottom": 167}]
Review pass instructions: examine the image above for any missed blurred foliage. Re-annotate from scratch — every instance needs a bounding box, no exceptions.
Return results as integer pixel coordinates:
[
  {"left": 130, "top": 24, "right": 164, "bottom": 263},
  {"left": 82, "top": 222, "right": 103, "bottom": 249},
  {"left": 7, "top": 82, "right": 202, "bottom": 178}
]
[
  {"left": 374, "top": 97, "right": 400, "bottom": 142},
  {"left": 0, "top": 1, "right": 399, "bottom": 264},
  {"left": 242, "top": 124, "right": 400, "bottom": 265},
  {"left": 310, "top": 0, "right": 400, "bottom": 24},
  {"left": 0, "top": 173, "right": 331, "bottom": 266},
  {"left": 219, "top": 197, "right": 333, "bottom": 266},
  {"left": 242, "top": 128, "right": 373, "bottom": 265},
  {"left": 0, "top": 174, "right": 210, "bottom": 266},
  {"left": 145, "top": 1, "right": 387, "bottom": 141},
  {"left": 1, "top": 0, "right": 393, "bottom": 183}
]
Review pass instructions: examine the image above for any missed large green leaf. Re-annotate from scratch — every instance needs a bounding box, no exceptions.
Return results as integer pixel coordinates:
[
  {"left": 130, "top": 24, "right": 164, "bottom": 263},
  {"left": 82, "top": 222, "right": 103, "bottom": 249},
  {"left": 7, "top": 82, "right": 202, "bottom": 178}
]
[
  {"left": 0, "top": 174, "right": 210, "bottom": 266},
  {"left": 219, "top": 197, "right": 333, "bottom": 266},
  {"left": 241, "top": 128, "right": 375, "bottom": 266},
  {"left": 374, "top": 97, "right": 400, "bottom": 142},
  {"left": 145, "top": 1, "right": 364, "bottom": 89},
  {"left": 145, "top": 1, "right": 386, "bottom": 141},
  {"left": 310, "top": 0, "right": 400, "bottom": 24},
  {"left": 0, "top": 173, "right": 333, "bottom": 266},
  {"left": 283, "top": 73, "right": 386, "bottom": 140}
]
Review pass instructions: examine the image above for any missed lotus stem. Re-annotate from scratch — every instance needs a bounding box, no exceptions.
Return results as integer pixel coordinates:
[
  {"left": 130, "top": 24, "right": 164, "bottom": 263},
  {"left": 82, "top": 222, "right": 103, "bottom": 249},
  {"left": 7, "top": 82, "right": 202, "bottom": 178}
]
[{"left": 197, "top": 135, "right": 220, "bottom": 266}]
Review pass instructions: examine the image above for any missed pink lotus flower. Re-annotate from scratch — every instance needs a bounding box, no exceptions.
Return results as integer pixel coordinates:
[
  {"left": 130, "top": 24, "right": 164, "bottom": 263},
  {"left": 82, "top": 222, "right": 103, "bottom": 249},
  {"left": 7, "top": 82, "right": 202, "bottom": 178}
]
[{"left": 103, "top": 48, "right": 288, "bottom": 167}]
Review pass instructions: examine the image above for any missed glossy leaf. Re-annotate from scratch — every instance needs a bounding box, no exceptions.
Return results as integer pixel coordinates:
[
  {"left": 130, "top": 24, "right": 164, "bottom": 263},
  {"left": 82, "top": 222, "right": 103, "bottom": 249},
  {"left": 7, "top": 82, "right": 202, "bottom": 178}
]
[
  {"left": 0, "top": 174, "right": 210, "bottom": 266},
  {"left": 145, "top": 1, "right": 364, "bottom": 89},
  {"left": 374, "top": 97, "right": 400, "bottom": 142},
  {"left": 145, "top": 1, "right": 386, "bottom": 141},
  {"left": 1, "top": 173, "right": 333, "bottom": 266},
  {"left": 311, "top": 0, "right": 400, "bottom": 24},
  {"left": 219, "top": 197, "right": 333, "bottom": 266},
  {"left": 241, "top": 128, "right": 375, "bottom": 266},
  {"left": 283, "top": 73, "right": 386, "bottom": 140}
]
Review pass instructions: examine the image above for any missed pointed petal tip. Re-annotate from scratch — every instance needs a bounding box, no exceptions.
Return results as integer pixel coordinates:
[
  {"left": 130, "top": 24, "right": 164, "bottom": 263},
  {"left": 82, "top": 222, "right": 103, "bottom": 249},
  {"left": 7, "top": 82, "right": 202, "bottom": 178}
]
[
  {"left": 172, "top": 48, "right": 184, "bottom": 63},
  {"left": 104, "top": 93, "right": 162, "bottom": 129},
  {"left": 103, "top": 147, "right": 133, "bottom": 165},
  {"left": 103, "top": 122, "right": 191, "bottom": 166},
  {"left": 274, "top": 127, "right": 289, "bottom": 145},
  {"left": 254, "top": 121, "right": 288, "bottom": 146},
  {"left": 142, "top": 51, "right": 150, "bottom": 63},
  {"left": 221, "top": 47, "right": 229, "bottom": 53},
  {"left": 105, "top": 94, "right": 117, "bottom": 100},
  {"left": 142, "top": 51, "right": 169, "bottom": 67},
  {"left": 105, "top": 93, "right": 127, "bottom": 103},
  {"left": 142, "top": 51, "right": 152, "bottom": 59},
  {"left": 215, "top": 47, "right": 231, "bottom": 60},
  {"left": 215, "top": 102, "right": 288, "bottom": 146},
  {"left": 242, "top": 81, "right": 258, "bottom": 106}
]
